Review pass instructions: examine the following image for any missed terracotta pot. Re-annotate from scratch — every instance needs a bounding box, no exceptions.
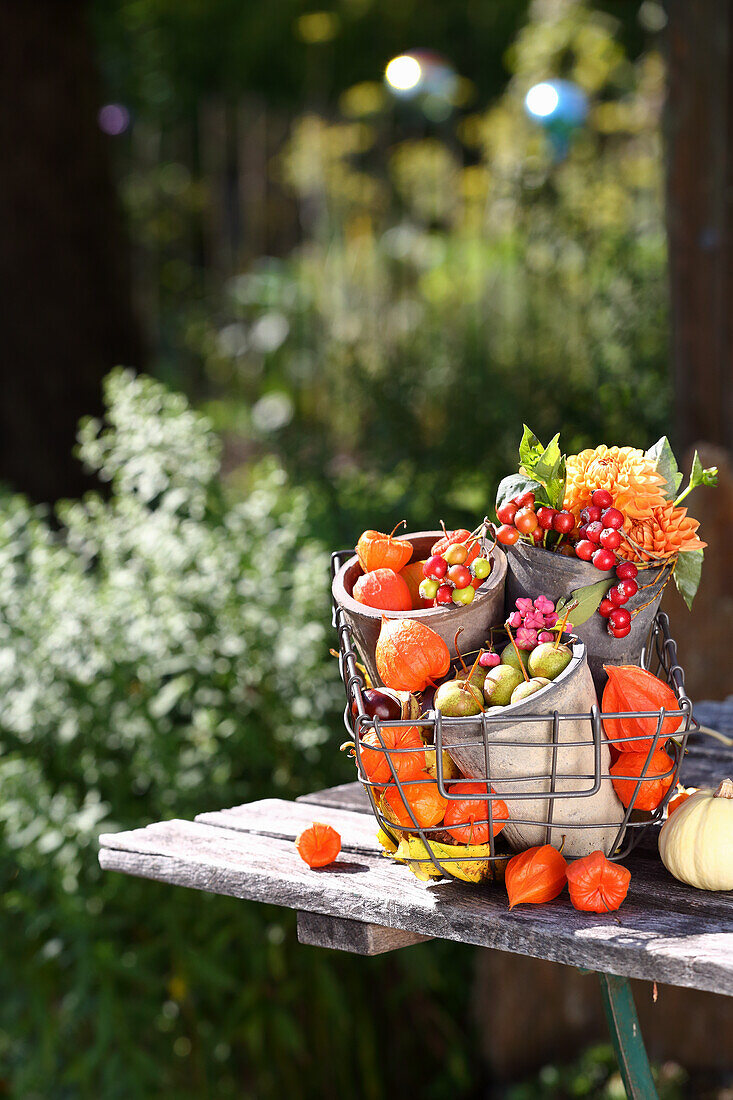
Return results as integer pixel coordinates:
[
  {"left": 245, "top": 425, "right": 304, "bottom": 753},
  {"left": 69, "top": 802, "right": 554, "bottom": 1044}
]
[
  {"left": 440, "top": 640, "right": 626, "bottom": 858},
  {"left": 332, "top": 531, "right": 507, "bottom": 686},
  {"left": 504, "top": 541, "right": 666, "bottom": 691}
]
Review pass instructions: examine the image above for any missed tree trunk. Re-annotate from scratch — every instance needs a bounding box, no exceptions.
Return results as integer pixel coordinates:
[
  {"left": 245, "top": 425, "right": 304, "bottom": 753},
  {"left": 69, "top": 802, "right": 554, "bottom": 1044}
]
[
  {"left": 666, "top": 0, "right": 733, "bottom": 453},
  {"left": 0, "top": 0, "right": 142, "bottom": 502}
]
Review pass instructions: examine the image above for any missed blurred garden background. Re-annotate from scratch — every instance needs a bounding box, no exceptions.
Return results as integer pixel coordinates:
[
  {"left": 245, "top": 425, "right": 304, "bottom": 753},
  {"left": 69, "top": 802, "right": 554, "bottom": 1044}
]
[{"left": 0, "top": 0, "right": 731, "bottom": 1096}]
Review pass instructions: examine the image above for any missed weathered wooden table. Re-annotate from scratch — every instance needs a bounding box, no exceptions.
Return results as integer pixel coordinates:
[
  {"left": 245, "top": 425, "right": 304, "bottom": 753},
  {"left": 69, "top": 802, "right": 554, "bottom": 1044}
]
[{"left": 100, "top": 729, "right": 733, "bottom": 1099}]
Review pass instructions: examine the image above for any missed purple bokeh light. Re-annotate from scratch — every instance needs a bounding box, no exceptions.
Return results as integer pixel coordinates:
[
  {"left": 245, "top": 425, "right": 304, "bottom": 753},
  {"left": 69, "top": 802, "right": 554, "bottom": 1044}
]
[{"left": 98, "top": 103, "right": 130, "bottom": 136}]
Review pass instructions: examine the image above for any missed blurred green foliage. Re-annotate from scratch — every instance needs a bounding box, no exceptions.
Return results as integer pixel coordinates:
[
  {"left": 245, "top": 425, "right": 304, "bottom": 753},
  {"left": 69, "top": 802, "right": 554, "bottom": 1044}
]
[
  {"left": 0, "top": 371, "right": 486, "bottom": 1097},
  {"left": 186, "top": 0, "right": 670, "bottom": 547}
]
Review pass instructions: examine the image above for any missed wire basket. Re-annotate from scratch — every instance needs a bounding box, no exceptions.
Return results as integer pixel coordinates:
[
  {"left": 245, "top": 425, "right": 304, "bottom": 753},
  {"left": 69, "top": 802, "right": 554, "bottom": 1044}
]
[{"left": 331, "top": 549, "right": 698, "bottom": 879}]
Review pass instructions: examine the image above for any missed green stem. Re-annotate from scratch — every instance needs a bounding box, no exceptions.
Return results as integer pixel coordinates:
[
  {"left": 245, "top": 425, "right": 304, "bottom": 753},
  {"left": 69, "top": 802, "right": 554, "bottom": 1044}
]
[{"left": 673, "top": 483, "right": 692, "bottom": 508}]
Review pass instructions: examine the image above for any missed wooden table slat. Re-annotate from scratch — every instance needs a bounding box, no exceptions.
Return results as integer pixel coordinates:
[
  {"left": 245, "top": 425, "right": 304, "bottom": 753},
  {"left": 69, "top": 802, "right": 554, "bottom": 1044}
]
[{"left": 99, "top": 813, "right": 733, "bottom": 996}]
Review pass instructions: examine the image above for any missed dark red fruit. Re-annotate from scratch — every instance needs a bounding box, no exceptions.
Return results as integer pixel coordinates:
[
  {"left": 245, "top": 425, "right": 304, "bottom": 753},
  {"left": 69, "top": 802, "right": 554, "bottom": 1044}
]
[
  {"left": 553, "top": 510, "right": 575, "bottom": 534},
  {"left": 351, "top": 688, "right": 401, "bottom": 722},
  {"left": 601, "top": 507, "right": 624, "bottom": 530},
  {"left": 599, "top": 527, "right": 621, "bottom": 550},
  {"left": 435, "top": 584, "right": 453, "bottom": 605},
  {"left": 496, "top": 524, "right": 520, "bottom": 546},
  {"left": 617, "top": 578, "right": 638, "bottom": 600},
  {"left": 496, "top": 502, "right": 518, "bottom": 525},
  {"left": 586, "top": 521, "right": 604, "bottom": 544},
  {"left": 536, "top": 506, "right": 557, "bottom": 530},
  {"left": 608, "top": 622, "right": 632, "bottom": 638},
  {"left": 608, "top": 584, "right": 628, "bottom": 607},
  {"left": 514, "top": 491, "right": 536, "bottom": 508},
  {"left": 591, "top": 489, "right": 614, "bottom": 509},
  {"left": 608, "top": 607, "right": 631, "bottom": 629},
  {"left": 598, "top": 598, "right": 614, "bottom": 617},
  {"left": 532, "top": 528, "right": 544, "bottom": 545},
  {"left": 577, "top": 524, "right": 589, "bottom": 540},
  {"left": 580, "top": 505, "right": 602, "bottom": 525},
  {"left": 616, "top": 561, "right": 638, "bottom": 581},
  {"left": 592, "top": 548, "right": 617, "bottom": 571},
  {"left": 423, "top": 554, "right": 448, "bottom": 580},
  {"left": 575, "top": 539, "right": 595, "bottom": 562}
]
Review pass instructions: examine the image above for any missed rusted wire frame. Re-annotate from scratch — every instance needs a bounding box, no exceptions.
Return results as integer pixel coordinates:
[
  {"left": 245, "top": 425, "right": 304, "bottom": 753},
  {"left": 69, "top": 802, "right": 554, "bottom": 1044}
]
[{"left": 331, "top": 552, "right": 697, "bottom": 868}]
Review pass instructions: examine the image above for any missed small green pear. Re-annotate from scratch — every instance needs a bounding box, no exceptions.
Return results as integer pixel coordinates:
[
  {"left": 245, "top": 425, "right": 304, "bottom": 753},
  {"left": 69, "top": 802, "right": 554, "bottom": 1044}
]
[
  {"left": 527, "top": 642, "right": 573, "bottom": 681},
  {"left": 453, "top": 658, "right": 485, "bottom": 691},
  {"left": 510, "top": 676, "right": 551, "bottom": 704},
  {"left": 434, "top": 678, "right": 484, "bottom": 717},
  {"left": 500, "top": 643, "right": 532, "bottom": 673},
  {"left": 483, "top": 665, "right": 524, "bottom": 707}
]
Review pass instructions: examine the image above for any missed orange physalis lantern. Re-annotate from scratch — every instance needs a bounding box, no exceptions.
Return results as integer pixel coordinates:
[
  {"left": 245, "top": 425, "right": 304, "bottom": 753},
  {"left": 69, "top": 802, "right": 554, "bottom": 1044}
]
[
  {"left": 353, "top": 568, "right": 412, "bottom": 612},
  {"left": 602, "top": 665, "right": 682, "bottom": 752},
  {"left": 667, "top": 785, "right": 697, "bottom": 816},
  {"left": 381, "top": 773, "right": 448, "bottom": 829},
  {"left": 295, "top": 822, "right": 341, "bottom": 868},
  {"left": 443, "top": 783, "right": 508, "bottom": 844},
  {"left": 357, "top": 725, "right": 426, "bottom": 785},
  {"left": 356, "top": 524, "right": 413, "bottom": 573},
  {"left": 504, "top": 844, "right": 568, "bottom": 909},
  {"left": 610, "top": 748, "right": 675, "bottom": 810},
  {"left": 566, "top": 850, "right": 630, "bottom": 913},
  {"left": 375, "top": 617, "right": 451, "bottom": 692}
]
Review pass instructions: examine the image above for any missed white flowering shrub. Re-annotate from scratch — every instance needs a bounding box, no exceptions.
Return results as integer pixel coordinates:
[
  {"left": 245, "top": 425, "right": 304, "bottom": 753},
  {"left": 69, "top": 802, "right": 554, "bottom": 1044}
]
[{"left": 0, "top": 370, "right": 359, "bottom": 1096}]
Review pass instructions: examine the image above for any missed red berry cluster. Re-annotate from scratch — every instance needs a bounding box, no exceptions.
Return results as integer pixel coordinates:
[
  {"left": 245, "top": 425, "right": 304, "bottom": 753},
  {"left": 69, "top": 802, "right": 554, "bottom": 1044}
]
[
  {"left": 495, "top": 487, "right": 642, "bottom": 642},
  {"left": 598, "top": 559, "right": 638, "bottom": 638},
  {"left": 420, "top": 546, "right": 492, "bottom": 608},
  {"left": 496, "top": 491, "right": 575, "bottom": 547},
  {"left": 573, "top": 489, "right": 627, "bottom": 572}
]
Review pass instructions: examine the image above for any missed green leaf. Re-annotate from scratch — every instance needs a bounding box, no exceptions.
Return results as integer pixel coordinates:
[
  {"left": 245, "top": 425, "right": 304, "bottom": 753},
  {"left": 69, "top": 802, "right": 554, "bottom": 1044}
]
[
  {"left": 674, "top": 548, "right": 703, "bottom": 610},
  {"left": 645, "top": 436, "right": 682, "bottom": 500},
  {"left": 689, "top": 450, "right": 718, "bottom": 491},
  {"left": 514, "top": 427, "right": 566, "bottom": 510},
  {"left": 556, "top": 578, "right": 614, "bottom": 628},
  {"left": 518, "top": 425, "right": 544, "bottom": 474},
  {"left": 495, "top": 473, "right": 544, "bottom": 511}
]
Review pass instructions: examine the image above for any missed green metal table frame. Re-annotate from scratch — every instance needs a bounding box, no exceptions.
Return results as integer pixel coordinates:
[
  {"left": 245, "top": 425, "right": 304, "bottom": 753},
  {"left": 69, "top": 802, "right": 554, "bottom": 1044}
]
[{"left": 597, "top": 973, "right": 658, "bottom": 1099}]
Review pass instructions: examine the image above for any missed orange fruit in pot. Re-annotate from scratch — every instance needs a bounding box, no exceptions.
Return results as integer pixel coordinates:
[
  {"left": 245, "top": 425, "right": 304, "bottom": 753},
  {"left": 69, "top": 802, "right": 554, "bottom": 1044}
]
[
  {"left": 399, "top": 560, "right": 431, "bottom": 609},
  {"left": 357, "top": 725, "right": 426, "bottom": 786},
  {"left": 376, "top": 618, "right": 451, "bottom": 692},
  {"left": 610, "top": 749, "right": 675, "bottom": 810},
  {"left": 353, "top": 568, "right": 412, "bottom": 611},
  {"left": 431, "top": 529, "right": 480, "bottom": 568},
  {"left": 356, "top": 526, "right": 413, "bottom": 573},
  {"left": 444, "top": 782, "right": 508, "bottom": 844},
  {"left": 381, "top": 772, "right": 448, "bottom": 829}
]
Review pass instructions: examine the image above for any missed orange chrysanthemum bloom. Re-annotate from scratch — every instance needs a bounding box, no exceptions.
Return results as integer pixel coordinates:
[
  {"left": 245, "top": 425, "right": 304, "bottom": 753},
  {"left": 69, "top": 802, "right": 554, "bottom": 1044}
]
[
  {"left": 619, "top": 502, "right": 706, "bottom": 562},
  {"left": 564, "top": 445, "right": 666, "bottom": 520}
]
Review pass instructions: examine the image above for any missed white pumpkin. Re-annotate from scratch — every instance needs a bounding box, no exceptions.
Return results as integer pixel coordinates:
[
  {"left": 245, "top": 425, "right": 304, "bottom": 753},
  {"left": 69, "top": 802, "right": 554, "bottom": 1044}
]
[{"left": 659, "top": 778, "right": 733, "bottom": 891}]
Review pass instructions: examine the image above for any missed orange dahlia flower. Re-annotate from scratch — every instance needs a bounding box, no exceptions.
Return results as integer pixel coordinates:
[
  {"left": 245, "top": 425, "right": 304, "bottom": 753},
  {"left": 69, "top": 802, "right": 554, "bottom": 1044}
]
[
  {"left": 564, "top": 445, "right": 666, "bottom": 520},
  {"left": 619, "top": 502, "right": 706, "bottom": 562}
]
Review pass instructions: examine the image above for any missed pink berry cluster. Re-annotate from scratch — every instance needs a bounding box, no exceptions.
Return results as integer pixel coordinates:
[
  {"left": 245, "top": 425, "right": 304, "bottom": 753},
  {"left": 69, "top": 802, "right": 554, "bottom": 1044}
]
[{"left": 506, "top": 595, "right": 568, "bottom": 651}]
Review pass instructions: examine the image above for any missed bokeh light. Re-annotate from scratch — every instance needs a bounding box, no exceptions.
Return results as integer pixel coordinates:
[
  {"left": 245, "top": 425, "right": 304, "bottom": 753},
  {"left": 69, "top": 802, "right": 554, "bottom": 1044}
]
[
  {"left": 525, "top": 82, "right": 559, "bottom": 119},
  {"left": 385, "top": 54, "right": 422, "bottom": 93},
  {"left": 98, "top": 103, "right": 130, "bottom": 135}
]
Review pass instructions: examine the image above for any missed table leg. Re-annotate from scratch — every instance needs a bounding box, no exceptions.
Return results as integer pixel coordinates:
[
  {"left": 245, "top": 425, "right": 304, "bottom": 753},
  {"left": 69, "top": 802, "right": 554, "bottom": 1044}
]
[{"left": 597, "top": 973, "right": 658, "bottom": 1099}]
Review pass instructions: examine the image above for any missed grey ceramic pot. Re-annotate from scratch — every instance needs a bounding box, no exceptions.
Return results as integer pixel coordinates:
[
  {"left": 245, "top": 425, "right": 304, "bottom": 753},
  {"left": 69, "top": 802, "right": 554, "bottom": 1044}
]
[
  {"left": 332, "top": 531, "right": 507, "bottom": 687},
  {"left": 439, "top": 640, "right": 626, "bottom": 858},
  {"left": 505, "top": 541, "right": 666, "bottom": 691}
]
